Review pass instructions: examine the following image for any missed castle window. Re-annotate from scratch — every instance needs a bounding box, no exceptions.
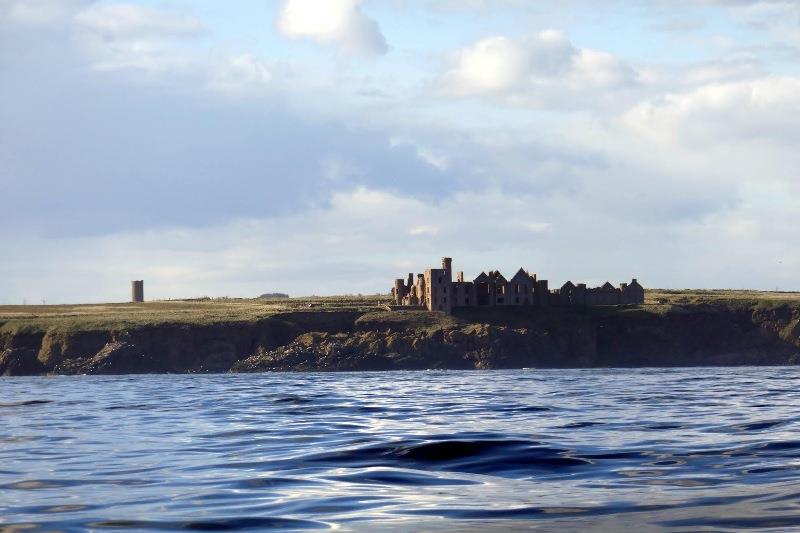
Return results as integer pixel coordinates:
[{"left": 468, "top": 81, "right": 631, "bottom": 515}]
[
  {"left": 438, "top": 277, "right": 442, "bottom": 284},
  {"left": 465, "top": 298, "right": 470, "bottom": 304}
]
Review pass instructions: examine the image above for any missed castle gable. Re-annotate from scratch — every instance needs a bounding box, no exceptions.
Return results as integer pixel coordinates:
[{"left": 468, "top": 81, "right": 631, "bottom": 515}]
[{"left": 510, "top": 268, "right": 531, "bottom": 283}]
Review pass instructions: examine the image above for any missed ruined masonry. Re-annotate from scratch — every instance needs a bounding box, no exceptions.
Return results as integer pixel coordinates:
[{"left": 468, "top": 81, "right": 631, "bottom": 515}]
[{"left": 391, "top": 257, "right": 644, "bottom": 314}]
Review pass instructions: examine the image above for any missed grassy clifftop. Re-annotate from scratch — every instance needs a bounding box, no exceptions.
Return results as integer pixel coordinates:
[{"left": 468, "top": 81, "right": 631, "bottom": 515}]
[
  {"left": 0, "top": 295, "right": 388, "bottom": 335},
  {"left": 1, "top": 290, "right": 797, "bottom": 335},
  {"left": 645, "top": 289, "right": 800, "bottom": 308}
]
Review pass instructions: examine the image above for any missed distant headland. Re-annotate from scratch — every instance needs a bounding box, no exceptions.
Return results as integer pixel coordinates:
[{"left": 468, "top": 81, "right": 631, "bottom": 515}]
[{"left": 1, "top": 284, "right": 799, "bottom": 375}]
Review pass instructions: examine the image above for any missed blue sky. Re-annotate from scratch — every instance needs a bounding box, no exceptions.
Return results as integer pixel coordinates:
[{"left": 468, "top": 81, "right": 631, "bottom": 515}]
[{"left": 2, "top": 0, "right": 800, "bottom": 303}]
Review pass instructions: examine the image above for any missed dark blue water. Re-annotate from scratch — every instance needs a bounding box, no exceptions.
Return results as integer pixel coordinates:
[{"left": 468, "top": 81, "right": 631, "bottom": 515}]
[{"left": 3, "top": 369, "right": 800, "bottom": 531}]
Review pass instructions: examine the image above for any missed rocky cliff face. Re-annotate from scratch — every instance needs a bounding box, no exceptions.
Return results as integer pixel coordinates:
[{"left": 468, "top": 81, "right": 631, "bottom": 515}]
[{"left": 2, "top": 306, "right": 799, "bottom": 376}]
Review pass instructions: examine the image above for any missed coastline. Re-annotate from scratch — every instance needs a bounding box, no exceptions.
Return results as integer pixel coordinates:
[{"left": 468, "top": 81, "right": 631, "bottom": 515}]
[{"left": 2, "top": 292, "right": 799, "bottom": 376}]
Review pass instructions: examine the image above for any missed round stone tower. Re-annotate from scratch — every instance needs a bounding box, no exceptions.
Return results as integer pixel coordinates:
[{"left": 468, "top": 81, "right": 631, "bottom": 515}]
[
  {"left": 442, "top": 257, "right": 452, "bottom": 273},
  {"left": 131, "top": 280, "right": 144, "bottom": 303}
]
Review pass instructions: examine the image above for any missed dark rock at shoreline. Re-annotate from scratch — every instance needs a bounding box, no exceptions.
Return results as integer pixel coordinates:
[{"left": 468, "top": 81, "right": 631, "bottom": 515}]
[
  {"left": 0, "top": 348, "right": 46, "bottom": 376},
  {"left": 231, "top": 312, "right": 800, "bottom": 373},
  {"left": 54, "top": 341, "right": 168, "bottom": 375}
]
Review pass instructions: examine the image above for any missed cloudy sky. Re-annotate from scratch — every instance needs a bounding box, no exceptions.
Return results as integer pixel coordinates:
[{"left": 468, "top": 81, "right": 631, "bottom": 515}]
[{"left": 2, "top": 0, "right": 799, "bottom": 303}]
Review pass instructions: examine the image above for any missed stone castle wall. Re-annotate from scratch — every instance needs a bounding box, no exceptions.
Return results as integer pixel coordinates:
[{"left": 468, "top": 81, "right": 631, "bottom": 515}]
[{"left": 391, "top": 257, "right": 644, "bottom": 314}]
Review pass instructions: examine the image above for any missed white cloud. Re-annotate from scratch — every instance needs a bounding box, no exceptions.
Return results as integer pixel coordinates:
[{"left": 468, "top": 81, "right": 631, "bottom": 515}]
[
  {"left": 409, "top": 225, "right": 439, "bottom": 236},
  {"left": 706, "top": 0, "right": 800, "bottom": 51},
  {"left": 68, "top": 3, "right": 206, "bottom": 74},
  {"left": 7, "top": 183, "right": 800, "bottom": 303},
  {"left": 44, "top": 2, "right": 276, "bottom": 93},
  {"left": 620, "top": 77, "right": 800, "bottom": 146},
  {"left": 390, "top": 137, "right": 450, "bottom": 171},
  {"left": 438, "top": 30, "right": 637, "bottom": 108},
  {"left": 74, "top": 3, "right": 205, "bottom": 38},
  {"left": 0, "top": 0, "right": 87, "bottom": 27},
  {"left": 209, "top": 54, "right": 273, "bottom": 92},
  {"left": 526, "top": 222, "right": 552, "bottom": 233},
  {"left": 278, "top": 0, "right": 388, "bottom": 55}
]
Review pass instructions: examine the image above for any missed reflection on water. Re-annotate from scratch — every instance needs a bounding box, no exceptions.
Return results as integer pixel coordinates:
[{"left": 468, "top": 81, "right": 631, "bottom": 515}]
[{"left": 2, "top": 368, "right": 800, "bottom": 530}]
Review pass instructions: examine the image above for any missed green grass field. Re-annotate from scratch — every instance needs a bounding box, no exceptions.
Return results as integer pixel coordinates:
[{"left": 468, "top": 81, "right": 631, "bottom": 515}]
[
  {"left": 0, "top": 295, "right": 389, "bottom": 334},
  {"left": 646, "top": 289, "right": 800, "bottom": 308},
  {"left": 1, "top": 290, "right": 798, "bottom": 335}
]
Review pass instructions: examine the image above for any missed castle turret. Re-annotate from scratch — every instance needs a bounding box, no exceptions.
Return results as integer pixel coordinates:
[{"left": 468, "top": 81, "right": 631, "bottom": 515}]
[
  {"left": 393, "top": 279, "right": 405, "bottom": 304},
  {"left": 442, "top": 258, "right": 453, "bottom": 286}
]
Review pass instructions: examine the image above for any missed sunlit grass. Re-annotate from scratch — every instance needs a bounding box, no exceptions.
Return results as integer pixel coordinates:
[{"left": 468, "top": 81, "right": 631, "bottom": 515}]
[
  {"left": 1, "top": 290, "right": 797, "bottom": 335},
  {"left": 645, "top": 289, "right": 800, "bottom": 308},
  {"left": 0, "top": 295, "right": 390, "bottom": 334}
]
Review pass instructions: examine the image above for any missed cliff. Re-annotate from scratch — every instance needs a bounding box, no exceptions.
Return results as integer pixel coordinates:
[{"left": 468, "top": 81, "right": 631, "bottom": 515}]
[{"left": 2, "top": 298, "right": 800, "bottom": 376}]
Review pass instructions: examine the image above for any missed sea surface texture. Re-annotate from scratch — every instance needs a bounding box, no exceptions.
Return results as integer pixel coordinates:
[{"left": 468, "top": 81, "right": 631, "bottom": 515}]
[{"left": 2, "top": 369, "right": 800, "bottom": 531}]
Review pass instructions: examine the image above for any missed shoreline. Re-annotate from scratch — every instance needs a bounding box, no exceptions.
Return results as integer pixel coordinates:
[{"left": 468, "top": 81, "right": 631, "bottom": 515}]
[{"left": 5, "top": 364, "right": 800, "bottom": 380}]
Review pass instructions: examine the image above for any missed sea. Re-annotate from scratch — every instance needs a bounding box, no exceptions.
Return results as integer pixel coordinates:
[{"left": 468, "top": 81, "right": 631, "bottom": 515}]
[{"left": 2, "top": 368, "right": 800, "bottom": 532}]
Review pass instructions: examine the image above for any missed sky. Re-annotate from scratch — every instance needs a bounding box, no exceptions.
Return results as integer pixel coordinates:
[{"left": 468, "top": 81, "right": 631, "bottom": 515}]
[{"left": 2, "top": 0, "right": 800, "bottom": 303}]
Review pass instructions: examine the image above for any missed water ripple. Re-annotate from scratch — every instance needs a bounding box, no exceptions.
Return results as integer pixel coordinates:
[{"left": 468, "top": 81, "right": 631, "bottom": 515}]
[{"left": 2, "top": 368, "right": 800, "bottom": 530}]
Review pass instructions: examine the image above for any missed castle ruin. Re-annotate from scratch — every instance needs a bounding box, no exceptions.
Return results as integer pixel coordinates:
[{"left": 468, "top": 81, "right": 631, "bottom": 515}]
[{"left": 391, "top": 257, "right": 644, "bottom": 314}]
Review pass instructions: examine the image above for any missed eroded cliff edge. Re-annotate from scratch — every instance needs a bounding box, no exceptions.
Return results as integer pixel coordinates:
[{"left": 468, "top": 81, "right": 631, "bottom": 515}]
[{"left": 2, "top": 304, "right": 800, "bottom": 376}]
